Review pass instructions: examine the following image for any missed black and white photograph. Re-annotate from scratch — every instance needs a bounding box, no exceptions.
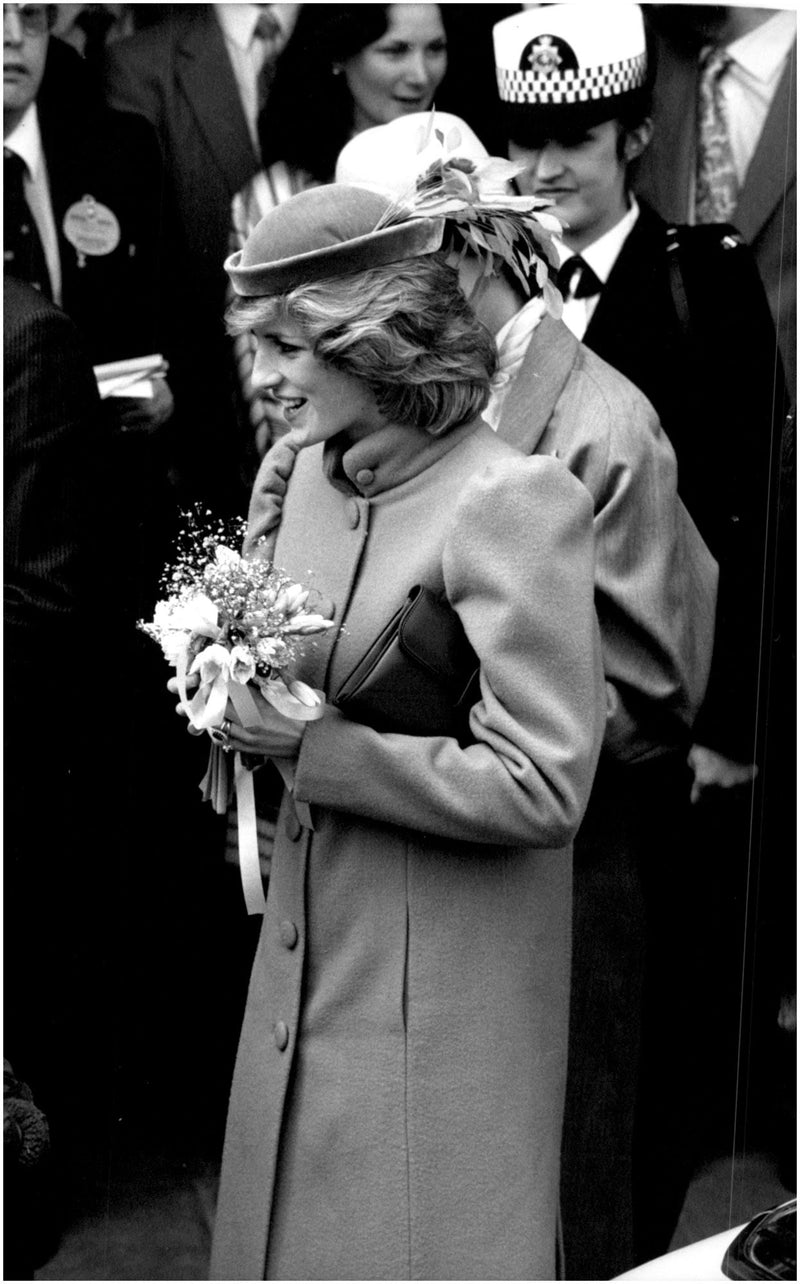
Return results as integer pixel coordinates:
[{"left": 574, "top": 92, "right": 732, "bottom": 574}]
[{"left": 3, "top": 1, "right": 796, "bottom": 1279}]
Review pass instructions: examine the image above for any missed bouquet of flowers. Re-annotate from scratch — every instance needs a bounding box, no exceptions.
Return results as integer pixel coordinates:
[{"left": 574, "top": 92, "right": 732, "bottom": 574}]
[{"left": 139, "top": 508, "right": 334, "bottom": 912}]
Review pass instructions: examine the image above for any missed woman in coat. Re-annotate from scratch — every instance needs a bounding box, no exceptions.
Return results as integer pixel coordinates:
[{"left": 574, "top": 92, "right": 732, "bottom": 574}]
[{"left": 205, "top": 181, "right": 605, "bottom": 1280}]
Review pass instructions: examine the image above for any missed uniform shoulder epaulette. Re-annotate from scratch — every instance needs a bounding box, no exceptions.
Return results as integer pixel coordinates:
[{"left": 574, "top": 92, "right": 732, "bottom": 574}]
[{"left": 665, "top": 222, "right": 745, "bottom": 253}]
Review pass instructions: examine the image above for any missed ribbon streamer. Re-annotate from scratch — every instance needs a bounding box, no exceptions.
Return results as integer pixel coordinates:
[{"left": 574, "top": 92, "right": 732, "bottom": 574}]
[{"left": 192, "top": 672, "right": 324, "bottom": 914}]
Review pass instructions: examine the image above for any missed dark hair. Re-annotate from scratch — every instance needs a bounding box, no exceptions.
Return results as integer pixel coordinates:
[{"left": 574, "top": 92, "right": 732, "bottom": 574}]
[{"left": 258, "top": 5, "right": 393, "bottom": 183}]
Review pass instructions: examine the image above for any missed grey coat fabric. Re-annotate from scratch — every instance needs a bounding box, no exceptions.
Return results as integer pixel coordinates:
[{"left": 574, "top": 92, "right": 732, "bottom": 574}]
[
  {"left": 211, "top": 419, "right": 605, "bottom": 1280},
  {"left": 496, "top": 315, "right": 718, "bottom": 763}
]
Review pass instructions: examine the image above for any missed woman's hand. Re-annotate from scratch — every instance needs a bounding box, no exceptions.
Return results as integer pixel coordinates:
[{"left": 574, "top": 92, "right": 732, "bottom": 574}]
[
  {"left": 168, "top": 673, "right": 308, "bottom": 759},
  {"left": 224, "top": 686, "right": 307, "bottom": 760}
]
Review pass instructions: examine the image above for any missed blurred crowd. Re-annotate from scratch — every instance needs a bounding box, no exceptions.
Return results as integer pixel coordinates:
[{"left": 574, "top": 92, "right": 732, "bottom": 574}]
[{"left": 3, "top": 3, "right": 796, "bottom": 1279}]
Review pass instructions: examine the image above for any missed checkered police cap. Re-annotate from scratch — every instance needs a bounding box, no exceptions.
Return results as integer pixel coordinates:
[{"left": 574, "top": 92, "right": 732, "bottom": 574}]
[{"left": 493, "top": 5, "right": 648, "bottom": 136}]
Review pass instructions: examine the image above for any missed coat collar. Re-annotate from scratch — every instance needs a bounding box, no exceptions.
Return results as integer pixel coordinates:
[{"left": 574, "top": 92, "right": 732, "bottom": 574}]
[
  {"left": 496, "top": 313, "right": 581, "bottom": 455},
  {"left": 322, "top": 418, "right": 484, "bottom": 498}
]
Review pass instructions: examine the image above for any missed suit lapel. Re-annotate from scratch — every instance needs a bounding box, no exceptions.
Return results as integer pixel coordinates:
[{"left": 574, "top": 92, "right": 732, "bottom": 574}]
[
  {"left": 176, "top": 13, "right": 259, "bottom": 194},
  {"left": 734, "top": 42, "right": 796, "bottom": 244},
  {"left": 496, "top": 314, "right": 581, "bottom": 454}
]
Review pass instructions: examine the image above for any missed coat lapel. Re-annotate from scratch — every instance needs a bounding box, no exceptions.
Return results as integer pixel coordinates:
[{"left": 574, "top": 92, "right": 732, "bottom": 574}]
[
  {"left": 734, "top": 42, "right": 796, "bottom": 244},
  {"left": 175, "top": 13, "right": 258, "bottom": 193},
  {"left": 496, "top": 314, "right": 581, "bottom": 454}
]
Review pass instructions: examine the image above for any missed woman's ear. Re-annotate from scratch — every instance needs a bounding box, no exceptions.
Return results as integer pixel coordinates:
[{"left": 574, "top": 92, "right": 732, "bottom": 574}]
[{"left": 623, "top": 117, "right": 654, "bottom": 163}]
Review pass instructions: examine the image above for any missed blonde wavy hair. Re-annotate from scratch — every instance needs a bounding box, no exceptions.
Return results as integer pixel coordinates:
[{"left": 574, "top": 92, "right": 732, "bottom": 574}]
[{"left": 226, "top": 254, "right": 497, "bottom": 437}]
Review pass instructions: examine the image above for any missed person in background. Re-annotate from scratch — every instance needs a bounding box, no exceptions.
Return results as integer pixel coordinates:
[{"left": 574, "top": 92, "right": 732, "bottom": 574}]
[
  {"left": 231, "top": 3, "right": 449, "bottom": 464},
  {"left": 3, "top": 5, "right": 173, "bottom": 615},
  {"left": 636, "top": 4, "right": 796, "bottom": 403},
  {"left": 492, "top": 4, "right": 788, "bottom": 1271},
  {"left": 51, "top": 4, "right": 135, "bottom": 73},
  {"left": 4, "top": 276, "right": 113, "bottom": 1263},
  {"left": 103, "top": 4, "right": 300, "bottom": 515}
]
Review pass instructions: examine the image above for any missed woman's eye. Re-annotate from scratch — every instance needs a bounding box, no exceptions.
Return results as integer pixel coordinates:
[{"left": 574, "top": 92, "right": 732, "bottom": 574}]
[{"left": 376, "top": 42, "right": 409, "bottom": 57}]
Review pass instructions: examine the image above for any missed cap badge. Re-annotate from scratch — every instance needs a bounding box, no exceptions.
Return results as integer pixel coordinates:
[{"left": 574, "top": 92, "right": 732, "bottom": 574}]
[{"left": 522, "top": 34, "right": 578, "bottom": 75}]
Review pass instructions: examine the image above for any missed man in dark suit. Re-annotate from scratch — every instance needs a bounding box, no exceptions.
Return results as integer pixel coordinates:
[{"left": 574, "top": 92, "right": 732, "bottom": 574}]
[
  {"left": 493, "top": 4, "right": 787, "bottom": 1273},
  {"left": 103, "top": 4, "right": 298, "bottom": 513},
  {"left": 635, "top": 5, "right": 796, "bottom": 403},
  {"left": 4, "top": 16, "right": 174, "bottom": 616},
  {"left": 4, "top": 277, "right": 114, "bottom": 1251}
]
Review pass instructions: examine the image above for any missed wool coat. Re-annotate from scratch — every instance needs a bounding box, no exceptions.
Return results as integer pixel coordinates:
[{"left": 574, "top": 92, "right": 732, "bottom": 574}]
[{"left": 211, "top": 419, "right": 605, "bottom": 1281}]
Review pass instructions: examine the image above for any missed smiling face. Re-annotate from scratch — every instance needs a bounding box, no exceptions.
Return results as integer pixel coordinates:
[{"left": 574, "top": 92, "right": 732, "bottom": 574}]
[
  {"left": 3, "top": 5, "right": 49, "bottom": 137},
  {"left": 251, "top": 321, "right": 386, "bottom": 448},
  {"left": 343, "top": 3, "right": 447, "bottom": 135},
  {"left": 509, "top": 120, "right": 648, "bottom": 253}
]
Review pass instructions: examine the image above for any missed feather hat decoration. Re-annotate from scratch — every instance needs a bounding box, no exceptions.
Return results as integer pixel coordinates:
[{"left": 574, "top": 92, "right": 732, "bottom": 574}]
[{"left": 339, "top": 111, "right": 565, "bottom": 316}]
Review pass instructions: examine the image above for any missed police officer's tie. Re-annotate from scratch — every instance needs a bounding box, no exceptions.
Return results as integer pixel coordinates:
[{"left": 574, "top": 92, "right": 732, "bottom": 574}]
[
  {"left": 695, "top": 45, "right": 738, "bottom": 223},
  {"left": 556, "top": 255, "right": 603, "bottom": 300},
  {"left": 3, "top": 148, "right": 52, "bottom": 298}
]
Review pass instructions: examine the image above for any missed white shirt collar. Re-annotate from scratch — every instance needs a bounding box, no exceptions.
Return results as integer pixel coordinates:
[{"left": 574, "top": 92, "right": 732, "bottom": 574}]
[
  {"left": 556, "top": 196, "right": 640, "bottom": 285},
  {"left": 215, "top": 4, "right": 266, "bottom": 50},
  {"left": 4, "top": 102, "right": 43, "bottom": 180},
  {"left": 214, "top": 3, "right": 296, "bottom": 50},
  {"left": 727, "top": 10, "right": 797, "bottom": 85}
]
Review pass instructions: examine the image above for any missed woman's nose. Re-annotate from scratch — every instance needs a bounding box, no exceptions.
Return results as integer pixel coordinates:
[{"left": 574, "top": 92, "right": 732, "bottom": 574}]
[
  {"left": 401, "top": 50, "right": 429, "bottom": 87},
  {"left": 251, "top": 346, "right": 281, "bottom": 392},
  {"left": 4, "top": 7, "right": 25, "bottom": 43},
  {"left": 535, "top": 145, "right": 567, "bottom": 182}
]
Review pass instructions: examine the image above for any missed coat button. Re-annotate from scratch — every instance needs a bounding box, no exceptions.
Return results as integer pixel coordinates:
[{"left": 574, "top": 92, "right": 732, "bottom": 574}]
[
  {"left": 274, "top": 1021, "right": 289, "bottom": 1052},
  {"left": 279, "top": 920, "right": 298, "bottom": 949},
  {"left": 355, "top": 468, "right": 375, "bottom": 489},
  {"left": 284, "top": 809, "right": 301, "bottom": 841},
  {"left": 346, "top": 499, "right": 360, "bottom": 529}
]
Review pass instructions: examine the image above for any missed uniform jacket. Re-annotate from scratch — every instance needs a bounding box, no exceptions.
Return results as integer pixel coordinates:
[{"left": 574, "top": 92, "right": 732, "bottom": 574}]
[
  {"left": 36, "top": 38, "right": 163, "bottom": 364},
  {"left": 494, "top": 314, "right": 718, "bottom": 762},
  {"left": 212, "top": 420, "right": 605, "bottom": 1280},
  {"left": 579, "top": 201, "right": 783, "bottom": 760},
  {"left": 103, "top": 7, "right": 262, "bottom": 511},
  {"left": 635, "top": 32, "right": 797, "bottom": 400}
]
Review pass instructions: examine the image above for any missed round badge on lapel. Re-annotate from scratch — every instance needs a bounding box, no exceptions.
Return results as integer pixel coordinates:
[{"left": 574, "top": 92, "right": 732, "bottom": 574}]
[{"left": 63, "top": 194, "right": 121, "bottom": 267}]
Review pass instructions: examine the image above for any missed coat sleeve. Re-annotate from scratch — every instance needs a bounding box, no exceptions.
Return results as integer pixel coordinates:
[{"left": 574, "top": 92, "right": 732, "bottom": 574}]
[
  {"left": 553, "top": 358, "right": 718, "bottom": 761},
  {"left": 293, "top": 455, "right": 605, "bottom": 848}
]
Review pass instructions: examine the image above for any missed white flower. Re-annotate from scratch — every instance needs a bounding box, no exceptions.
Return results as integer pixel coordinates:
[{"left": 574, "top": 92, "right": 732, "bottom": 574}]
[
  {"left": 229, "top": 645, "right": 256, "bottom": 685},
  {"left": 215, "top": 545, "right": 240, "bottom": 566},
  {"left": 171, "top": 592, "right": 221, "bottom": 639},
  {"left": 190, "top": 642, "right": 231, "bottom": 685},
  {"left": 284, "top": 612, "right": 335, "bottom": 635},
  {"left": 287, "top": 678, "right": 323, "bottom": 708},
  {"left": 273, "top": 583, "right": 309, "bottom": 616}
]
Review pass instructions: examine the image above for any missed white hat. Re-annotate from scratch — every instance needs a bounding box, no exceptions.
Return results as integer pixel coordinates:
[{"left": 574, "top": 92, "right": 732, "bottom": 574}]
[
  {"left": 336, "top": 112, "right": 491, "bottom": 198},
  {"left": 493, "top": 4, "right": 648, "bottom": 139}
]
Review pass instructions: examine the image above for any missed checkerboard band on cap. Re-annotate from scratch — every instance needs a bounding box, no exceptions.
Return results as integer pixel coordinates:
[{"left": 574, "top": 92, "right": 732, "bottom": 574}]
[{"left": 497, "top": 51, "right": 647, "bottom": 104}]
